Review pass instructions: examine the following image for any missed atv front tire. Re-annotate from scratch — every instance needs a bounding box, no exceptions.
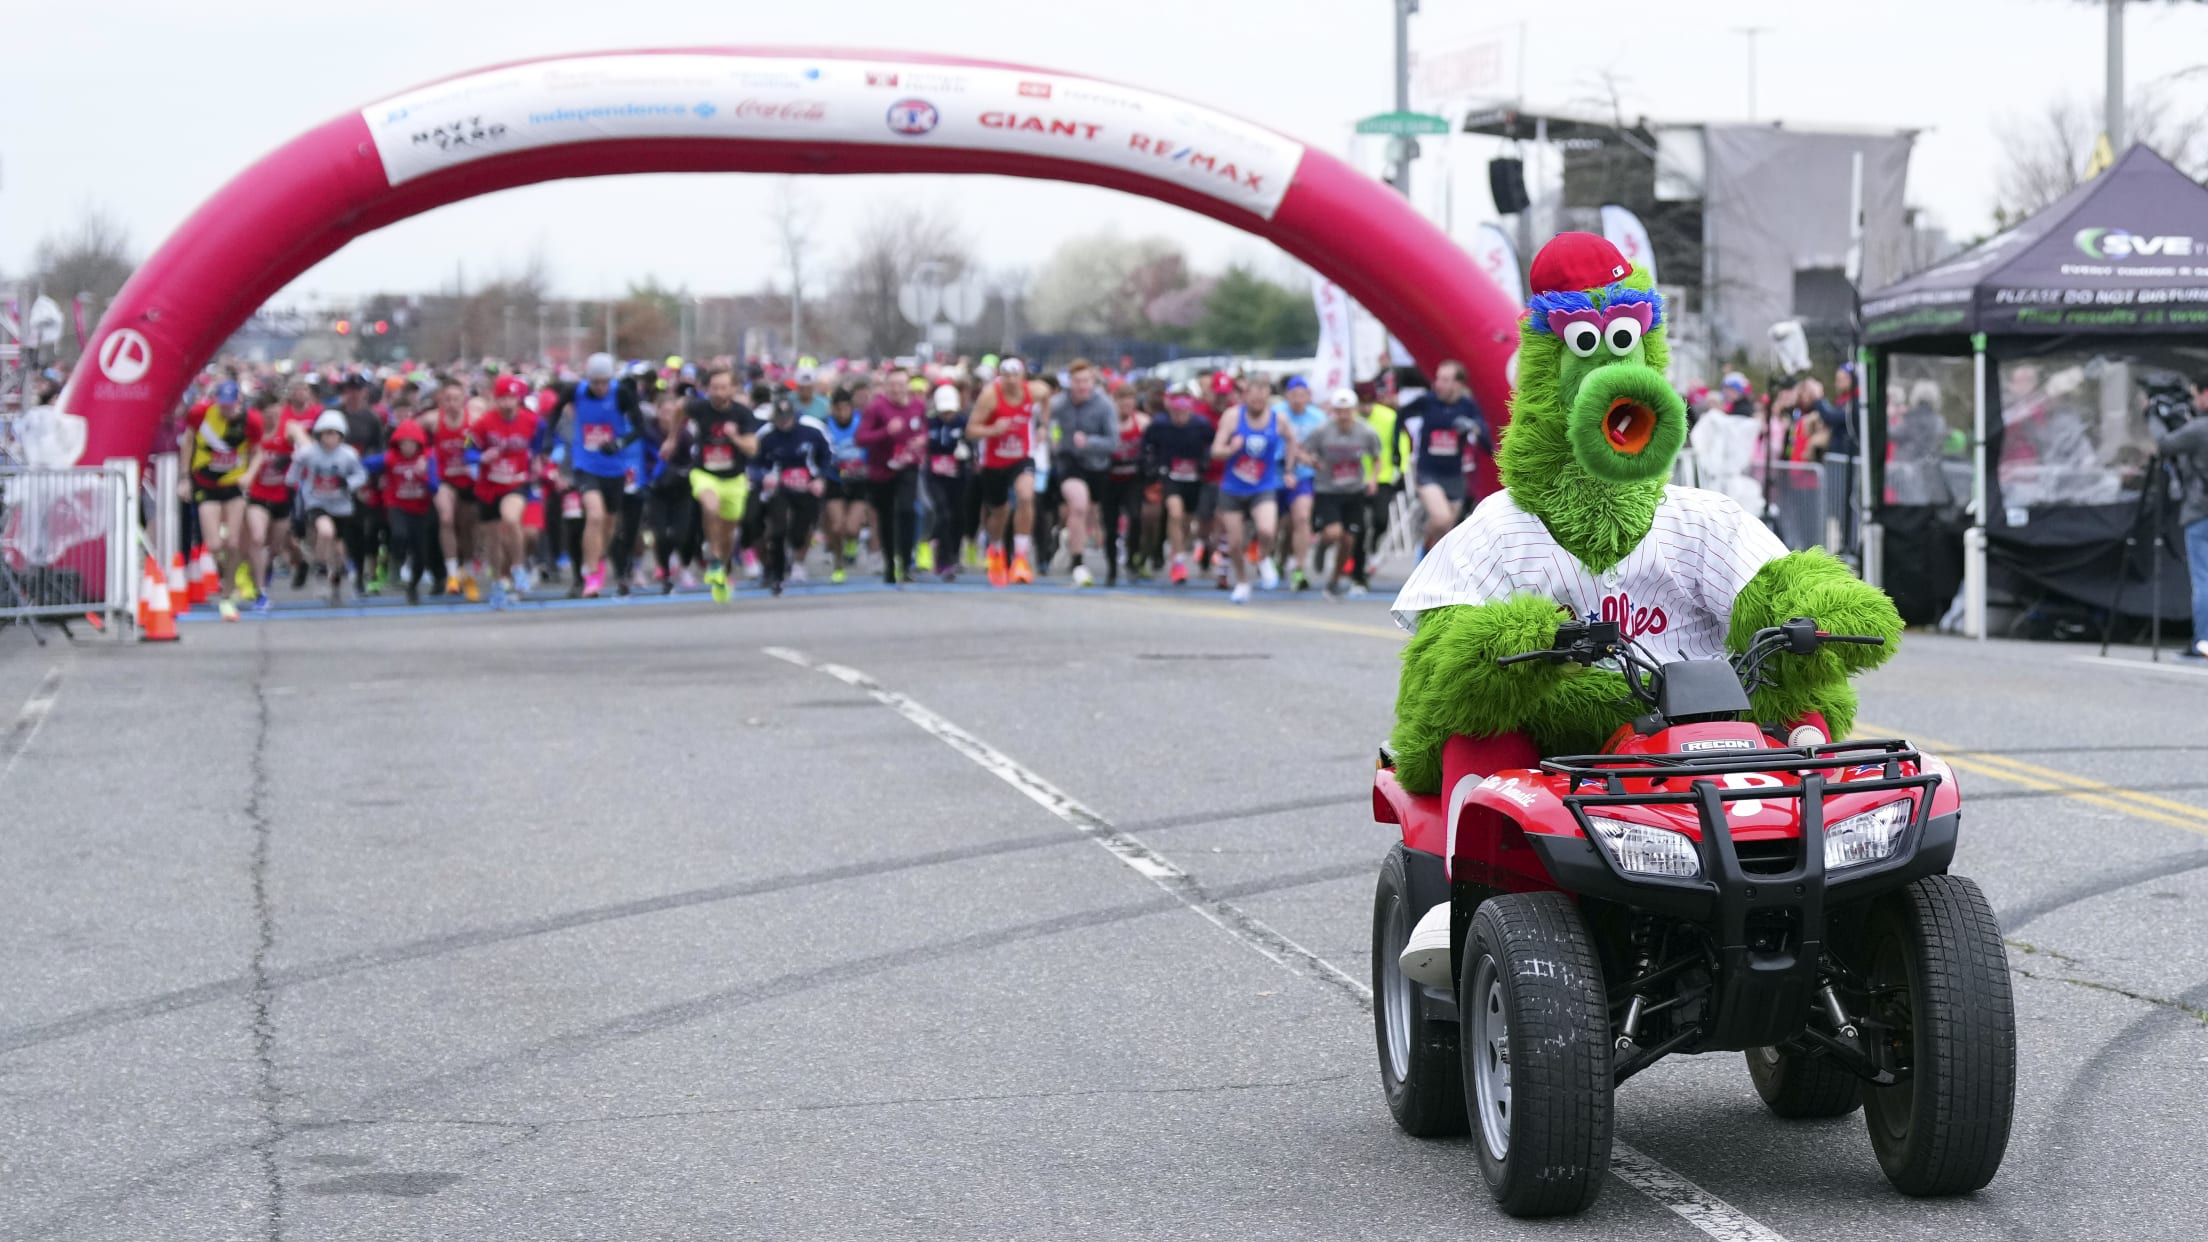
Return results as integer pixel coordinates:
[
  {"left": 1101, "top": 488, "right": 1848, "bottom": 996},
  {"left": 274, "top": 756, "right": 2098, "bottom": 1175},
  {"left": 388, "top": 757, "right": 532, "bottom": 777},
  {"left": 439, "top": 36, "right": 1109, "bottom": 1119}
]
[
  {"left": 1462, "top": 891, "right": 1613, "bottom": 1217},
  {"left": 1372, "top": 846, "right": 1466, "bottom": 1136},
  {"left": 1746, "top": 1045, "right": 1864, "bottom": 1118},
  {"left": 1863, "top": 874, "right": 2016, "bottom": 1195}
]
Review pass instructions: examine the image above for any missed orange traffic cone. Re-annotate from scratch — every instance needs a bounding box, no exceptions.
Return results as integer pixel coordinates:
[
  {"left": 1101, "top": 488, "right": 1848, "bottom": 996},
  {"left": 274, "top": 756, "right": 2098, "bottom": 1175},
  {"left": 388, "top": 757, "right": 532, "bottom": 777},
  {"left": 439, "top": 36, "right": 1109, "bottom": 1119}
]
[
  {"left": 170, "top": 551, "right": 194, "bottom": 615},
  {"left": 198, "top": 545, "right": 220, "bottom": 602},
  {"left": 141, "top": 560, "right": 179, "bottom": 643},
  {"left": 138, "top": 556, "right": 157, "bottom": 630}
]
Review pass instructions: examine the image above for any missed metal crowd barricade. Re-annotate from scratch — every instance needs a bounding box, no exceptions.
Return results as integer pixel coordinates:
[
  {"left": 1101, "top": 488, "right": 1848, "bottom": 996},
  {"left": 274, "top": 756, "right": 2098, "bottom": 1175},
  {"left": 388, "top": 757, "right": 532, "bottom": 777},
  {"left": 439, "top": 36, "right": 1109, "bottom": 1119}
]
[{"left": 0, "top": 459, "right": 142, "bottom": 634}]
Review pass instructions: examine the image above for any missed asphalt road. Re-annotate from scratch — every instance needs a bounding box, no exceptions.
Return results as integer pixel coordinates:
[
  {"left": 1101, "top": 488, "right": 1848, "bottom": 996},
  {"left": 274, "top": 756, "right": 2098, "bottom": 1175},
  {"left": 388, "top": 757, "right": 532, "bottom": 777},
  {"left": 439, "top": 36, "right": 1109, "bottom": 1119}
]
[{"left": 3, "top": 587, "right": 2205, "bottom": 1240}]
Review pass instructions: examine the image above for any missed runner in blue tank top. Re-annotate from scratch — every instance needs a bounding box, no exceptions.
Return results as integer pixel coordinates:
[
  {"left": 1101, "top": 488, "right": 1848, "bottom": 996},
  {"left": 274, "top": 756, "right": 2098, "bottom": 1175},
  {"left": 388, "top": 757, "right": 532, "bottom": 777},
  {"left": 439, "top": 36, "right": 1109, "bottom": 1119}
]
[
  {"left": 1208, "top": 372, "right": 1297, "bottom": 604},
  {"left": 547, "top": 352, "right": 644, "bottom": 597}
]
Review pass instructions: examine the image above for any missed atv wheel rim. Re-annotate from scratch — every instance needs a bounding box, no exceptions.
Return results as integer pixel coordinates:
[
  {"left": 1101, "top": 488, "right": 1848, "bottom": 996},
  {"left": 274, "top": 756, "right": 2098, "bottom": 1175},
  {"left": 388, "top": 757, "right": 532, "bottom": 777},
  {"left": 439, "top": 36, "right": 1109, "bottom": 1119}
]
[
  {"left": 1381, "top": 897, "right": 1413, "bottom": 1083},
  {"left": 1471, "top": 955, "right": 1511, "bottom": 1161}
]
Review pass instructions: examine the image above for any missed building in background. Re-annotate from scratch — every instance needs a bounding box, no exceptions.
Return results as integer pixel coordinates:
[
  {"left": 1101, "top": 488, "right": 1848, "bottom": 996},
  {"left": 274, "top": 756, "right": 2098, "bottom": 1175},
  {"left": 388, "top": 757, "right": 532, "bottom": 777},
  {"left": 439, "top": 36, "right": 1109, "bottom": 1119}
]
[{"left": 1460, "top": 109, "right": 1933, "bottom": 383}]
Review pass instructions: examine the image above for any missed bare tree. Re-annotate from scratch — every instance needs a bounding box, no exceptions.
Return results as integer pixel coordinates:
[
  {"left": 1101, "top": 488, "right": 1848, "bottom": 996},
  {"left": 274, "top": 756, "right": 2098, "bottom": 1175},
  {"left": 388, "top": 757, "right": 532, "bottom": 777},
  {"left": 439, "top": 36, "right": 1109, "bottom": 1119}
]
[
  {"left": 1029, "top": 231, "right": 1190, "bottom": 337},
  {"left": 832, "top": 200, "right": 971, "bottom": 360},
  {"left": 1993, "top": 87, "right": 2208, "bottom": 225},
  {"left": 770, "top": 179, "right": 815, "bottom": 362},
  {"left": 33, "top": 207, "right": 136, "bottom": 306}
]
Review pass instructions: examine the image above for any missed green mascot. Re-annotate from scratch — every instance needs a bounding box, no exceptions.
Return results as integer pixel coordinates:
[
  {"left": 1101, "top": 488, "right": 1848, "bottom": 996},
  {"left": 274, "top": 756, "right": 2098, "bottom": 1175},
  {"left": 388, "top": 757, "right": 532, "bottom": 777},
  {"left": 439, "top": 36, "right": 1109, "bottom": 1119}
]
[{"left": 1386, "top": 233, "right": 1901, "bottom": 794}]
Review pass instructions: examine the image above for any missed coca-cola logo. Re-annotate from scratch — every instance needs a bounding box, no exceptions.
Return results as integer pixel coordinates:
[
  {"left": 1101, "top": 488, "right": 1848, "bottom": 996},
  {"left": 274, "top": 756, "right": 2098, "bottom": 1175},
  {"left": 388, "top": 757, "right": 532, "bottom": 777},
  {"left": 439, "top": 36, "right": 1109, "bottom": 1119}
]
[{"left": 733, "top": 98, "right": 827, "bottom": 122}]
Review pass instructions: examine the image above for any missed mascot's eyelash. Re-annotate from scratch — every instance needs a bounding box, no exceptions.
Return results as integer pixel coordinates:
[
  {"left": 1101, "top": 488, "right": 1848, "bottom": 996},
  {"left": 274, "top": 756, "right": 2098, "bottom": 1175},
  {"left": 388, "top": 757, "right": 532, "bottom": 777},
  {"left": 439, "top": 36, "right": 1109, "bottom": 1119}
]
[{"left": 1527, "top": 285, "right": 1666, "bottom": 334}]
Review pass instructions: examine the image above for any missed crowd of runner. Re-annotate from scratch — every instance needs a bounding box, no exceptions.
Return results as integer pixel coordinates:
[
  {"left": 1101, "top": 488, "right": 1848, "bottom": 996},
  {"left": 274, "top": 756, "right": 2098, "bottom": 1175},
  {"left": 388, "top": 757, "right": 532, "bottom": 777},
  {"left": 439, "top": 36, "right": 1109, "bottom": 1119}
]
[{"left": 172, "top": 350, "right": 1496, "bottom": 617}]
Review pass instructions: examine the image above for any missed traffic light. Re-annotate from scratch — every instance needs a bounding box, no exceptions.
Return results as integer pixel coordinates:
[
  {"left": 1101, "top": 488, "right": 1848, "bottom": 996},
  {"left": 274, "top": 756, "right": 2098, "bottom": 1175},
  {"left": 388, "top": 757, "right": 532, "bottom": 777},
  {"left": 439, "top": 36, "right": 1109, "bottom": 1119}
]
[{"left": 334, "top": 318, "right": 352, "bottom": 336}]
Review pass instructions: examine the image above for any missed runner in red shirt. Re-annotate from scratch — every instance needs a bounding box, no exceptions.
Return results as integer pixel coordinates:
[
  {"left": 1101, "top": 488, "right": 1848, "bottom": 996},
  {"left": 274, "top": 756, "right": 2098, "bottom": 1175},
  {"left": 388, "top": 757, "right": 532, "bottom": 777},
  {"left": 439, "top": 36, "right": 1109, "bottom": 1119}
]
[
  {"left": 244, "top": 380, "right": 318, "bottom": 610},
  {"left": 380, "top": 419, "right": 439, "bottom": 605},
  {"left": 428, "top": 377, "right": 479, "bottom": 601},
  {"left": 964, "top": 358, "right": 1047, "bottom": 586},
  {"left": 473, "top": 376, "right": 542, "bottom": 605}
]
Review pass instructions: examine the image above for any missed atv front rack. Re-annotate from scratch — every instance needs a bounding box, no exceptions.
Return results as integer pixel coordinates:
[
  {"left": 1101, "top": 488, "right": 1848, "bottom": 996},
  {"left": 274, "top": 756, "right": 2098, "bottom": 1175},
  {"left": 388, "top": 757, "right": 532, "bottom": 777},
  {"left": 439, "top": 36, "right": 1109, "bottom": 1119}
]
[{"left": 1524, "top": 737, "right": 1951, "bottom": 1051}]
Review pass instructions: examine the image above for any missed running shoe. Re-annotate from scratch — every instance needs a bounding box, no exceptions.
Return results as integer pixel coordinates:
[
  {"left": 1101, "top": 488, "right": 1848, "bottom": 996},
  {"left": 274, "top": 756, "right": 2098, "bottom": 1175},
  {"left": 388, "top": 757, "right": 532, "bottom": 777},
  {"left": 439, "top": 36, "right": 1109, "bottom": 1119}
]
[
  {"left": 406, "top": 577, "right": 422, "bottom": 606},
  {"left": 218, "top": 598, "right": 240, "bottom": 622},
  {"left": 1230, "top": 581, "right": 1252, "bottom": 605},
  {"left": 830, "top": 567, "right": 847, "bottom": 585},
  {"left": 292, "top": 560, "right": 310, "bottom": 591},
  {"left": 462, "top": 574, "right": 481, "bottom": 604},
  {"left": 1344, "top": 583, "right": 1369, "bottom": 599},
  {"left": 250, "top": 593, "right": 273, "bottom": 616},
  {"left": 1292, "top": 567, "right": 1310, "bottom": 592},
  {"left": 789, "top": 563, "right": 808, "bottom": 583},
  {"left": 677, "top": 568, "right": 701, "bottom": 591},
  {"left": 1168, "top": 557, "right": 1189, "bottom": 586},
  {"left": 743, "top": 551, "right": 762, "bottom": 580},
  {"left": 986, "top": 547, "right": 1008, "bottom": 588},
  {"left": 1071, "top": 564, "right": 1094, "bottom": 588},
  {"left": 916, "top": 542, "right": 936, "bottom": 573},
  {"left": 444, "top": 574, "right": 463, "bottom": 597},
  {"left": 1257, "top": 558, "right": 1281, "bottom": 591},
  {"left": 581, "top": 567, "right": 604, "bottom": 598},
  {"left": 489, "top": 581, "right": 508, "bottom": 610},
  {"left": 511, "top": 564, "right": 534, "bottom": 594},
  {"left": 1010, "top": 554, "right": 1034, "bottom": 585},
  {"left": 709, "top": 567, "right": 731, "bottom": 604},
  {"left": 235, "top": 566, "right": 257, "bottom": 601},
  {"left": 938, "top": 568, "right": 959, "bottom": 583}
]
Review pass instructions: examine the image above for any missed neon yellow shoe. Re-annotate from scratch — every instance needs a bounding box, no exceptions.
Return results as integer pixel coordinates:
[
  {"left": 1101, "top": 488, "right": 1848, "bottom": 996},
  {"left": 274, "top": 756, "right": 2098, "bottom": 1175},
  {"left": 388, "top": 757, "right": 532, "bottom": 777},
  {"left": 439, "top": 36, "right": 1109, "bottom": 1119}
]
[{"left": 915, "top": 542, "right": 936, "bottom": 573}]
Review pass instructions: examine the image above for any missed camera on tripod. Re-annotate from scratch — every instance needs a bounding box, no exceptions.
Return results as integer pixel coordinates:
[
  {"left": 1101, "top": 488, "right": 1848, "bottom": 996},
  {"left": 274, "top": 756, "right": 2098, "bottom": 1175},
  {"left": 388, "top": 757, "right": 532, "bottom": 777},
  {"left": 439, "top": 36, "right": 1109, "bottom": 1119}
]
[{"left": 2138, "top": 372, "right": 2198, "bottom": 433}]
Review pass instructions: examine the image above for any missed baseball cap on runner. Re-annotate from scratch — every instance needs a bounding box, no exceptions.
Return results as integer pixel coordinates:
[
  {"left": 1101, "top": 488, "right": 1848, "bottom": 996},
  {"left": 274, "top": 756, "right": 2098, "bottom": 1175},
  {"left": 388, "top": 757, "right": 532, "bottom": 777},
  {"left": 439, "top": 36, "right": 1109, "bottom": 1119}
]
[
  {"left": 933, "top": 384, "right": 961, "bottom": 412},
  {"left": 1329, "top": 387, "right": 1357, "bottom": 409},
  {"left": 794, "top": 366, "right": 818, "bottom": 384},
  {"left": 215, "top": 381, "right": 241, "bottom": 403},
  {"left": 1209, "top": 371, "right": 1238, "bottom": 396},
  {"left": 312, "top": 410, "right": 348, "bottom": 436},
  {"left": 908, "top": 376, "right": 928, "bottom": 392},
  {"left": 585, "top": 352, "right": 616, "bottom": 380},
  {"left": 493, "top": 375, "right": 530, "bottom": 398},
  {"left": 998, "top": 358, "right": 1027, "bottom": 376},
  {"left": 1284, "top": 376, "right": 1309, "bottom": 393}
]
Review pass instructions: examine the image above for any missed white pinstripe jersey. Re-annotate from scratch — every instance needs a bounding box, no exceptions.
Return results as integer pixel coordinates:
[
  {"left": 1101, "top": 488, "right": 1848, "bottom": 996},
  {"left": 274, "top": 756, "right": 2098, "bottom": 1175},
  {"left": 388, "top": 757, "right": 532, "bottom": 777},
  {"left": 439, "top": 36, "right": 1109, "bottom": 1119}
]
[{"left": 1391, "top": 485, "right": 1788, "bottom": 664}]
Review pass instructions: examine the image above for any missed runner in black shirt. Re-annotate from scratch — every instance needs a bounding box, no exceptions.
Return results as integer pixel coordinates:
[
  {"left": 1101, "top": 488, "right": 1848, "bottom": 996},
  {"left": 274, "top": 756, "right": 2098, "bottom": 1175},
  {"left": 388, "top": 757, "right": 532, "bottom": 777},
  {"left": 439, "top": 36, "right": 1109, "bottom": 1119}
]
[
  {"left": 1139, "top": 398, "right": 1216, "bottom": 585},
  {"left": 682, "top": 368, "right": 759, "bottom": 603}
]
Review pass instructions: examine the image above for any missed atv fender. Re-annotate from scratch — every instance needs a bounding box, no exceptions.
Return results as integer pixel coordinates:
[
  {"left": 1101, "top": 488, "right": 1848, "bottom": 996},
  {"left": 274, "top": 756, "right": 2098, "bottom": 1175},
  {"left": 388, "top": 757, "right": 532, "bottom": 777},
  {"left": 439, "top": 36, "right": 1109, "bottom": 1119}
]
[{"left": 1447, "top": 769, "right": 1572, "bottom": 894}]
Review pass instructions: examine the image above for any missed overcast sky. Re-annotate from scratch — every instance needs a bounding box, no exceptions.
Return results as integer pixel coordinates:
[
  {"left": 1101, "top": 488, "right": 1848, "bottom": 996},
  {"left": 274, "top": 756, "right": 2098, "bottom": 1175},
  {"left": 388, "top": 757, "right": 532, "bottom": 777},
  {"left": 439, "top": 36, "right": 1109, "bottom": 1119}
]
[{"left": 5, "top": 0, "right": 2201, "bottom": 308}]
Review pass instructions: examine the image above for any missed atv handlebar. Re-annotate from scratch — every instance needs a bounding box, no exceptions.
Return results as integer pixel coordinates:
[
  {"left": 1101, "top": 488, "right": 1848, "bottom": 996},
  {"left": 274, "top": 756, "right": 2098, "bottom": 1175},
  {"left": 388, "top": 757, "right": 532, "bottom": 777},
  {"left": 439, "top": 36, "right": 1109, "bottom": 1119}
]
[{"left": 1497, "top": 615, "right": 1886, "bottom": 714}]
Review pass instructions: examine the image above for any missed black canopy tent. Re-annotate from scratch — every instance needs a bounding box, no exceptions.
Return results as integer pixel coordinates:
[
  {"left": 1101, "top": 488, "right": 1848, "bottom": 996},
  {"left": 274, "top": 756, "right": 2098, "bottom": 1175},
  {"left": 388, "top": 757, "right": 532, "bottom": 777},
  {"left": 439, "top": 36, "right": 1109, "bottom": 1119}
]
[{"left": 1859, "top": 145, "right": 2208, "bottom": 639}]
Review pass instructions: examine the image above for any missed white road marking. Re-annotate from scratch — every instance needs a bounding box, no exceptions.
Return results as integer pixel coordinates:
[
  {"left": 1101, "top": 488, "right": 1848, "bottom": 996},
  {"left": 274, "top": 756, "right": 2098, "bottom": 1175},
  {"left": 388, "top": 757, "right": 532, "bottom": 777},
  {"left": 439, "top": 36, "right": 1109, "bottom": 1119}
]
[
  {"left": 2072, "top": 654, "right": 2208, "bottom": 680},
  {"left": 762, "top": 643, "right": 1792, "bottom": 1242},
  {"left": 761, "top": 646, "right": 1365, "bottom": 998},
  {"left": 1611, "top": 1142, "right": 1791, "bottom": 1242},
  {"left": 0, "top": 665, "right": 64, "bottom": 788}
]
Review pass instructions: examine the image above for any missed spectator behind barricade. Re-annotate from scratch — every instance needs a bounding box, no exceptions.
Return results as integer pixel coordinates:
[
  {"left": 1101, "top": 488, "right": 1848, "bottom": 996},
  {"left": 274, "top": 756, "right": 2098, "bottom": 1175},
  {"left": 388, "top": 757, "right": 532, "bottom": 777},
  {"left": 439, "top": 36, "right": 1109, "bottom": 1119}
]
[
  {"left": 1787, "top": 378, "right": 1835, "bottom": 463},
  {"left": 1689, "top": 374, "right": 1764, "bottom": 514},
  {"left": 1828, "top": 364, "right": 1860, "bottom": 457},
  {"left": 1722, "top": 371, "right": 1755, "bottom": 421},
  {"left": 2151, "top": 376, "right": 2208, "bottom": 659}
]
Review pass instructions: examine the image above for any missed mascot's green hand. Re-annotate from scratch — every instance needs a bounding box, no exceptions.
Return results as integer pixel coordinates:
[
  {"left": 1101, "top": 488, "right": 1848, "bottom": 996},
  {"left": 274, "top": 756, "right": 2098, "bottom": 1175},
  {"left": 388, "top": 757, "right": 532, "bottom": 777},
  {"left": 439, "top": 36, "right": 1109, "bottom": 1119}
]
[
  {"left": 1388, "top": 595, "right": 1573, "bottom": 794},
  {"left": 1728, "top": 548, "right": 1903, "bottom": 737},
  {"left": 1526, "top": 666, "right": 1636, "bottom": 757}
]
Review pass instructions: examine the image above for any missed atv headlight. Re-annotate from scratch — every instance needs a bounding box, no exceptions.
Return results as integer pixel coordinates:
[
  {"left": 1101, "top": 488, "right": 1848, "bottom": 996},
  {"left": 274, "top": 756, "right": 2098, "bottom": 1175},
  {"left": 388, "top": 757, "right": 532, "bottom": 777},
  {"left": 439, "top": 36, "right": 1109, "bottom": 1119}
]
[
  {"left": 1588, "top": 816, "right": 1701, "bottom": 879},
  {"left": 1825, "top": 800, "right": 1911, "bottom": 870}
]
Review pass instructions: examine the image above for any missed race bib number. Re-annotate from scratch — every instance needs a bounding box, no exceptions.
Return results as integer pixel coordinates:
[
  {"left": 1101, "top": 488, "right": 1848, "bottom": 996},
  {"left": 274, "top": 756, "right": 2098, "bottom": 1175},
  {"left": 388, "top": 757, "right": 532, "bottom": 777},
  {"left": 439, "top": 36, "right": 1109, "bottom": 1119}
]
[
  {"left": 208, "top": 446, "right": 239, "bottom": 472},
  {"left": 581, "top": 424, "right": 614, "bottom": 452},
  {"left": 929, "top": 455, "right": 960, "bottom": 477},
  {"left": 1330, "top": 460, "right": 1363, "bottom": 486},
  {"left": 780, "top": 468, "right": 813, "bottom": 491},
  {"left": 486, "top": 459, "right": 524, "bottom": 486},
  {"left": 1168, "top": 458, "right": 1199, "bottom": 483},
  {"left": 703, "top": 444, "right": 736, "bottom": 472},
  {"left": 260, "top": 456, "right": 289, "bottom": 486},
  {"left": 1429, "top": 429, "right": 1459, "bottom": 457},
  {"left": 1232, "top": 457, "right": 1265, "bottom": 485},
  {"left": 996, "top": 431, "right": 1026, "bottom": 459}
]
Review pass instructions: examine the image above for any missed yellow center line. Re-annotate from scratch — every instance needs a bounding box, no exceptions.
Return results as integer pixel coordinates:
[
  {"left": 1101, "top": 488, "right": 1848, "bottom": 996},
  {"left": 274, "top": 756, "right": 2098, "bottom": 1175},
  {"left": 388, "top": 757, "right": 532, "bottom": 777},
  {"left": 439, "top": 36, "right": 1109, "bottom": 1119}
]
[
  {"left": 1857, "top": 721, "right": 2208, "bottom": 836},
  {"left": 1121, "top": 600, "right": 2208, "bottom": 838}
]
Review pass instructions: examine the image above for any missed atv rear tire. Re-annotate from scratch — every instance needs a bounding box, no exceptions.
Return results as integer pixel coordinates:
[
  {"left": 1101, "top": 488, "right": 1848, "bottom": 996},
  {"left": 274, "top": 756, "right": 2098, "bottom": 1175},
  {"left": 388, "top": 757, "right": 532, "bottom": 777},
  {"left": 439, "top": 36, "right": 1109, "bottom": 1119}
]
[
  {"left": 1862, "top": 874, "right": 2016, "bottom": 1195},
  {"left": 1746, "top": 1045, "right": 1864, "bottom": 1118},
  {"left": 1462, "top": 891, "right": 1613, "bottom": 1217},
  {"left": 1372, "top": 846, "right": 1466, "bottom": 1136}
]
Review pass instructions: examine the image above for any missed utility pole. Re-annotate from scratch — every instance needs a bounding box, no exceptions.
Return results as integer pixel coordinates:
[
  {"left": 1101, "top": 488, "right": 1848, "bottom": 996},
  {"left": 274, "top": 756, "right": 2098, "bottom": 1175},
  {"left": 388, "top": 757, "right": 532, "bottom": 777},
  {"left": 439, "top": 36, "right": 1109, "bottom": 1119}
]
[
  {"left": 1734, "top": 26, "right": 1768, "bottom": 121},
  {"left": 1390, "top": 0, "right": 1418, "bottom": 196},
  {"left": 2106, "top": 0, "right": 2127, "bottom": 151}
]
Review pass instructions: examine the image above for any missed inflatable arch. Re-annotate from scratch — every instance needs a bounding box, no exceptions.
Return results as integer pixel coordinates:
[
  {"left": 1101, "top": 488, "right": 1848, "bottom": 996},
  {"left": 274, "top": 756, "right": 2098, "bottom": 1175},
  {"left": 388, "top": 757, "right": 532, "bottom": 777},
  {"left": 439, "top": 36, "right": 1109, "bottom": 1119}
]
[{"left": 58, "top": 47, "right": 1519, "bottom": 465}]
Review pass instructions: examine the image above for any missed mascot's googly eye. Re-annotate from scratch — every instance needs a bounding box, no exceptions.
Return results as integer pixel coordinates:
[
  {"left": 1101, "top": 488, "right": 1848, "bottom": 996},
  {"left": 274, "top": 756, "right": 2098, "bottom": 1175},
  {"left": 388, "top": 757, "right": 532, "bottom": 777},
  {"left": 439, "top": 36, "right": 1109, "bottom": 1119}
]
[
  {"left": 1563, "top": 321, "right": 1603, "bottom": 358},
  {"left": 1605, "top": 316, "right": 1643, "bottom": 356}
]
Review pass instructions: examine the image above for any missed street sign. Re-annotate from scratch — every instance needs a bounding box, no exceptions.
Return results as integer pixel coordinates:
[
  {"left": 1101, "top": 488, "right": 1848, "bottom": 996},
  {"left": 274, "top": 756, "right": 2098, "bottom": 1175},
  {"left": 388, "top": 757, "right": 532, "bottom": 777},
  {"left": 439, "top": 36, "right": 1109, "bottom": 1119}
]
[{"left": 1355, "top": 111, "right": 1452, "bottom": 137}]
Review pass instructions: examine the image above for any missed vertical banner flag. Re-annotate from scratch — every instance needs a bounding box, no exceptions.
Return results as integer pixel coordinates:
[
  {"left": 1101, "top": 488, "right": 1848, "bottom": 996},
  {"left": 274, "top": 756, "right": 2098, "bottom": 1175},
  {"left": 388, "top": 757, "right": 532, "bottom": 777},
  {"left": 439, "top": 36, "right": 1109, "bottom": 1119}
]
[
  {"left": 1311, "top": 275, "right": 1354, "bottom": 395},
  {"left": 1469, "top": 222, "right": 1523, "bottom": 305},
  {"left": 1599, "top": 204, "right": 1657, "bottom": 284},
  {"left": 72, "top": 297, "right": 90, "bottom": 352}
]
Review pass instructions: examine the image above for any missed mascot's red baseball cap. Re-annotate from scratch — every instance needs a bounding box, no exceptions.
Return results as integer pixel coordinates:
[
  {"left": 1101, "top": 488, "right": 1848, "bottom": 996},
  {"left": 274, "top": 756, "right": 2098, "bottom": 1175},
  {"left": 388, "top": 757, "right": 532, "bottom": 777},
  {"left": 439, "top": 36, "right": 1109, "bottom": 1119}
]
[{"left": 1528, "top": 232, "right": 1631, "bottom": 297}]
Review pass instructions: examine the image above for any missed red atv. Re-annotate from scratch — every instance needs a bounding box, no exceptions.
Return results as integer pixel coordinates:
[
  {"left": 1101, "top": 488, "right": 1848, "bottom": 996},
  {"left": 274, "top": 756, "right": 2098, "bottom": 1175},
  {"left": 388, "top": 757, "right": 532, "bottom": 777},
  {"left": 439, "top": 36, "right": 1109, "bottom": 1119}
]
[{"left": 1370, "top": 617, "right": 2015, "bottom": 1217}]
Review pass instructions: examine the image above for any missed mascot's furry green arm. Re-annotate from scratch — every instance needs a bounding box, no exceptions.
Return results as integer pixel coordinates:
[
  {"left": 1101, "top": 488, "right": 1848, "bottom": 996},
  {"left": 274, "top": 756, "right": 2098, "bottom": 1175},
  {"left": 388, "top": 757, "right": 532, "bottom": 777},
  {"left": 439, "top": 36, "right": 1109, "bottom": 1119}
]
[{"left": 1387, "top": 234, "right": 1902, "bottom": 795}]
